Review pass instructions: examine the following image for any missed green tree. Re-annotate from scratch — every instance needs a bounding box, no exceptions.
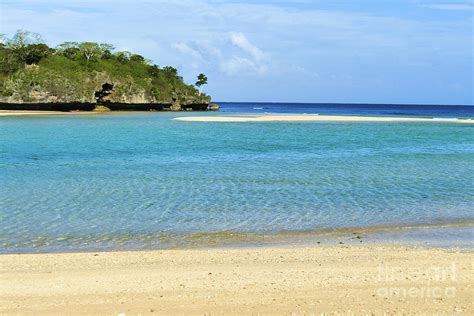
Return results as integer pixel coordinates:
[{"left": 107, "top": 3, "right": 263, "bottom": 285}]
[
  {"left": 0, "top": 46, "right": 21, "bottom": 74},
  {"left": 0, "top": 34, "right": 6, "bottom": 47},
  {"left": 6, "top": 30, "right": 43, "bottom": 50},
  {"left": 148, "top": 64, "right": 160, "bottom": 77},
  {"left": 3, "top": 30, "right": 47, "bottom": 64},
  {"left": 99, "top": 43, "right": 115, "bottom": 53},
  {"left": 56, "top": 42, "right": 80, "bottom": 59},
  {"left": 99, "top": 43, "right": 115, "bottom": 59},
  {"left": 64, "top": 47, "right": 81, "bottom": 59},
  {"left": 195, "top": 73, "right": 208, "bottom": 95},
  {"left": 22, "top": 44, "right": 53, "bottom": 64},
  {"left": 163, "top": 66, "right": 177, "bottom": 75},
  {"left": 130, "top": 54, "right": 145, "bottom": 63},
  {"left": 56, "top": 41, "right": 79, "bottom": 51},
  {"left": 116, "top": 51, "right": 132, "bottom": 64},
  {"left": 78, "top": 42, "right": 103, "bottom": 63}
]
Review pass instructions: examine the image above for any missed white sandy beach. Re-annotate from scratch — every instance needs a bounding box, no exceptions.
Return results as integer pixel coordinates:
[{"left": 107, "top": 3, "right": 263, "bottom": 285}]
[
  {"left": 174, "top": 114, "right": 474, "bottom": 123},
  {"left": 1, "top": 245, "right": 472, "bottom": 315},
  {"left": 0, "top": 110, "right": 99, "bottom": 117}
]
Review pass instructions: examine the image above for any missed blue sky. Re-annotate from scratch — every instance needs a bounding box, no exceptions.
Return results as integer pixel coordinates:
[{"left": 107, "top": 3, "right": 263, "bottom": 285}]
[{"left": 1, "top": 0, "right": 473, "bottom": 104}]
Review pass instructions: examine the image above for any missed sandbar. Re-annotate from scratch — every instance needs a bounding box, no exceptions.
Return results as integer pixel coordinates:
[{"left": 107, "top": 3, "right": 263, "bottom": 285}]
[{"left": 174, "top": 114, "right": 474, "bottom": 123}]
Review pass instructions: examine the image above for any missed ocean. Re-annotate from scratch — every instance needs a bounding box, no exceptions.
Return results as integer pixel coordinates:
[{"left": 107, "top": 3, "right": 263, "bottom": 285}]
[
  {"left": 1, "top": 103, "right": 473, "bottom": 253},
  {"left": 217, "top": 102, "right": 474, "bottom": 117}
]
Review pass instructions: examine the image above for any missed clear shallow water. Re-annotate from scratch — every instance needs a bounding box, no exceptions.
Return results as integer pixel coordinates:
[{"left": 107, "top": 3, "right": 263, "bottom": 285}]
[{"left": 1, "top": 104, "right": 474, "bottom": 253}]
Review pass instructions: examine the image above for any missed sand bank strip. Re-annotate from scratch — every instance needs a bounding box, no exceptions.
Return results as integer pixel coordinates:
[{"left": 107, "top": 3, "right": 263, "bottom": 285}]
[
  {"left": 1, "top": 245, "right": 472, "bottom": 314},
  {"left": 0, "top": 110, "right": 101, "bottom": 117},
  {"left": 174, "top": 114, "right": 474, "bottom": 123}
]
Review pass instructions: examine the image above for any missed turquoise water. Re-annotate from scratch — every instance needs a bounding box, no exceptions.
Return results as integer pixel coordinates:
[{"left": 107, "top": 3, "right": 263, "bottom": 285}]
[{"left": 1, "top": 112, "right": 473, "bottom": 253}]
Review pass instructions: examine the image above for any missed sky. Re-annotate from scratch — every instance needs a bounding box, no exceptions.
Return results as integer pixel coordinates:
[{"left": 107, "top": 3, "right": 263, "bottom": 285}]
[{"left": 1, "top": 0, "right": 473, "bottom": 104}]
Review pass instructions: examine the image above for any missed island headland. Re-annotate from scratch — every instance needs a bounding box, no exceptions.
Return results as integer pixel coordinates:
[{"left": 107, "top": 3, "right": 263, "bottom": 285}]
[{"left": 0, "top": 31, "right": 212, "bottom": 112}]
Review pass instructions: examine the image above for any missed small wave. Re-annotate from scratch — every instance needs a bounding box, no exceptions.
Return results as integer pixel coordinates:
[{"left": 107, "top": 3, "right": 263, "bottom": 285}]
[{"left": 432, "top": 118, "right": 458, "bottom": 121}]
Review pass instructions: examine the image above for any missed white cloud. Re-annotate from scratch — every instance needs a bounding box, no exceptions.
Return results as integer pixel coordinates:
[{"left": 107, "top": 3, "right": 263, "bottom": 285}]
[
  {"left": 420, "top": 3, "right": 473, "bottom": 11},
  {"left": 172, "top": 42, "right": 203, "bottom": 61},
  {"left": 225, "top": 32, "right": 268, "bottom": 75},
  {"left": 220, "top": 56, "right": 267, "bottom": 76},
  {"left": 229, "top": 32, "right": 265, "bottom": 61},
  {"left": 171, "top": 32, "right": 268, "bottom": 76}
]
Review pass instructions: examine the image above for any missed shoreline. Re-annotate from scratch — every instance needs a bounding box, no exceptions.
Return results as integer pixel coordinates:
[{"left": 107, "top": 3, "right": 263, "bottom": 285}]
[
  {"left": 0, "top": 110, "right": 100, "bottom": 117},
  {"left": 3, "top": 220, "right": 473, "bottom": 255},
  {"left": 174, "top": 114, "right": 474, "bottom": 123},
  {"left": 1, "top": 244, "right": 472, "bottom": 314}
]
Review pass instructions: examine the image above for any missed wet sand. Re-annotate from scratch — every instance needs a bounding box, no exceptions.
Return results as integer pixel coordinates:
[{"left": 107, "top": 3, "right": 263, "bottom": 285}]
[
  {"left": 0, "top": 110, "right": 98, "bottom": 117},
  {"left": 1, "top": 245, "right": 472, "bottom": 315},
  {"left": 174, "top": 114, "right": 474, "bottom": 123}
]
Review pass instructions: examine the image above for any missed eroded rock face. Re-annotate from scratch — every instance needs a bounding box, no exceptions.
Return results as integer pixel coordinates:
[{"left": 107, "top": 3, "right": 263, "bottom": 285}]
[
  {"left": 169, "top": 96, "right": 181, "bottom": 111},
  {"left": 0, "top": 75, "right": 211, "bottom": 111},
  {"left": 95, "top": 83, "right": 114, "bottom": 104}
]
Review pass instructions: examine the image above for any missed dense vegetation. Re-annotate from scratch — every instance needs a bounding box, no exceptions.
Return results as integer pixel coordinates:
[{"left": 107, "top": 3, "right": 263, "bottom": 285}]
[{"left": 0, "top": 31, "right": 210, "bottom": 107}]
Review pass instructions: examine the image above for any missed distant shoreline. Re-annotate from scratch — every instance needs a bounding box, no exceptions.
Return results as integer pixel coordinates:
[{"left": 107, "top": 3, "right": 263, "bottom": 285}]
[{"left": 0, "top": 110, "right": 101, "bottom": 117}]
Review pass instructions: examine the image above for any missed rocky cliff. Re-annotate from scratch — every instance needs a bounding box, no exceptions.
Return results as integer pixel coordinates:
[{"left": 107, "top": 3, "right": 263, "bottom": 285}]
[{"left": 0, "top": 33, "right": 211, "bottom": 111}]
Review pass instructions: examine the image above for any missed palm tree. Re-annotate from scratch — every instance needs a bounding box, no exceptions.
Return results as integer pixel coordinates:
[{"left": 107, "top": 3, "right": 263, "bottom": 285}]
[{"left": 195, "top": 73, "right": 208, "bottom": 95}]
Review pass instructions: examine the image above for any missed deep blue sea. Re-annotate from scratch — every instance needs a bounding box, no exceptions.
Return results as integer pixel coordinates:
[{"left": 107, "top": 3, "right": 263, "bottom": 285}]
[
  {"left": 1, "top": 103, "right": 473, "bottom": 253},
  {"left": 217, "top": 102, "right": 474, "bottom": 117}
]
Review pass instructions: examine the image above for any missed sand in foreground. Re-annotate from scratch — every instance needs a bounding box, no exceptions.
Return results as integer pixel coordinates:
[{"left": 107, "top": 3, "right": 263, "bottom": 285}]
[
  {"left": 1, "top": 245, "right": 472, "bottom": 315},
  {"left": 174, "top": 114, "right": 474, "bottom": 123}
]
